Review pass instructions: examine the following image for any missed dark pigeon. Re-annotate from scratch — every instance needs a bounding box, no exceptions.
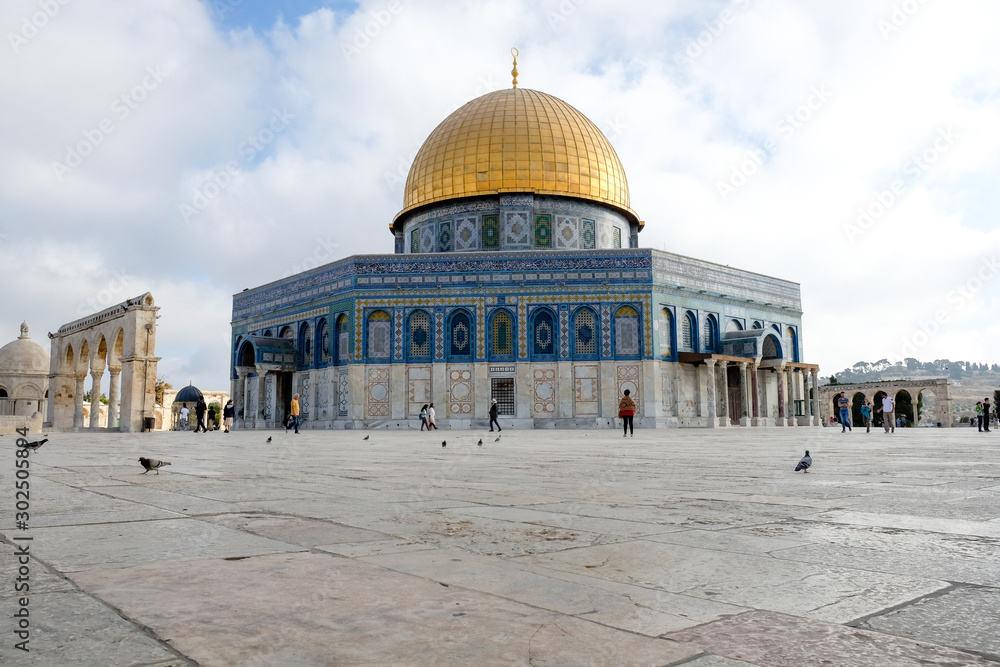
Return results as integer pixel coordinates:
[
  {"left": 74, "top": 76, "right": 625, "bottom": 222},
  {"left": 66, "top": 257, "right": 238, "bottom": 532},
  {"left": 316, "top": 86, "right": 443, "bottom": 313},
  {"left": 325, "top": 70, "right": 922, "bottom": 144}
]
[
  {"left": 794, "top": 450, "right": 812, "bottom": 473},
  {"left": 441, "top": 440, "right": 447, "bottom": 447},
  {"left": 266, "top": 436, "right": 272, "bottom": 444},
  {"left": 477, "top": 439, "right": 483, "bottom": 447},
  {"left": 139, "top": 457, "right": 171, "bottom": 474},
  {"left": 494, "top": 435, "right": 501, "bottom": 442},
  {"left": 21, "top": 438, "right": 47, "bottom": 450},
  {"left": 363, "top": 435, "right": 370, "bottom": 441}
]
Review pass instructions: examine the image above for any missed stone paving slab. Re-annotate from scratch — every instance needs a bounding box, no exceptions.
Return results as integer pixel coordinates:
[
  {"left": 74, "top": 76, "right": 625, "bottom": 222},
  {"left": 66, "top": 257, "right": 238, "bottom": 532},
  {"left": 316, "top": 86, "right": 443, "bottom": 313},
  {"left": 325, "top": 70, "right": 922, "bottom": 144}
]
[
  {"left": 200, "top": 512, "right": 394, "bottom": 547},
  {"left": 70, "top": 551, "right": 701, "bottom": 666},
  {"left": 447, "top": 504, "right": 684, "bottom": 537},
  {"left": 858, "top": 585, "right": 1000, "bottom": 659},
  {"left": 804, "top": 509, "right": 1000, "bottom": 538},
  {"left": 645, "top": 527, "right": 814, "bottom": 555},
  {"left": 27, "top": 518, "right": 303, "bottom": 572},
  {"left": 517, "top": 540, "right": 949, "bottom": 624},
  {"left": 665, "top": 610, "right": 996, "bottom": 666}
]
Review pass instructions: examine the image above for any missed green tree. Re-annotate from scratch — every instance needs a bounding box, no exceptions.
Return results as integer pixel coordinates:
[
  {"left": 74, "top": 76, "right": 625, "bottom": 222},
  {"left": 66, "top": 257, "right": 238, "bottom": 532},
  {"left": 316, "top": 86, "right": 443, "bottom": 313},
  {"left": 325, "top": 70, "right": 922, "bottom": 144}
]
[{"left": 155, "top": 377, "right": 172, "bottom": 406}]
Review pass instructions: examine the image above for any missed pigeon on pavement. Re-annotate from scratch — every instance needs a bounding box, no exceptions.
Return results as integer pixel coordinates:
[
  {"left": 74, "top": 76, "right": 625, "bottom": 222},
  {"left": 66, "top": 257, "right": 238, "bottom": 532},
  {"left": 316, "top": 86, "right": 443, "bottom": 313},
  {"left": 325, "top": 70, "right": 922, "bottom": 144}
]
[
  {"left": 794, "top": 450, "right": 812, "bottom": 473},
  {"left": 363, "top": 434, "right": 370, "bottom": 441},
  {"left": 441, "top": 440, "right": 447, "bottom": 447},
  {"left": 494, "top": 435, "right": 501, "bottom": 442},
  {"left": 21, "top": 438, "right": 47, "bottom": 450},
  {"left": 477, "top": 438, "right": 483, "bottom": 446},
  {"left": 266, "top": 436, "right": 272, "bottom": 444},
  {"left": 139, "top": 457, "right": 171, "bottom": 474}
]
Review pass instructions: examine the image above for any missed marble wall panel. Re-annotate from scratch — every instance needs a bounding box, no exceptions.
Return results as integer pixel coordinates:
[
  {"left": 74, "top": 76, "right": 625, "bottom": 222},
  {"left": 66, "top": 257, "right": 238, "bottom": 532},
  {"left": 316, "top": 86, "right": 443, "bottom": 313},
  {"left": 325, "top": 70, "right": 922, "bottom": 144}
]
[
  {"left": 448, "top": 367, "right": 474, "bottom": 417},
  {"left": 533, "top": 367, "right": 557, "bottom": 416},
  {"left": 574, "top": 364, "right": 600, "bottom": 416},
  {"left": 366, "top": 367, "right": 390, "bottom": 418},
  {"left": 407, "top": 366, "right": 431, "bottom": 416}
]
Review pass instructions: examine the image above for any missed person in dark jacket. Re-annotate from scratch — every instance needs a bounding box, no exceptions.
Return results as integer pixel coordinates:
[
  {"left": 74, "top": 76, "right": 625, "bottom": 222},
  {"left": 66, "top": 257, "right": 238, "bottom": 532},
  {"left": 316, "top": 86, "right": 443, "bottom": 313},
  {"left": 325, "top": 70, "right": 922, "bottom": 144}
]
[
  {"left": 194, "top": 397, "right": 208, "bottom": 433},
  {"left": 223, "top": 399, "right": 235, "bottom": 433},
  {"left": 488, "top": 398, "right": 502, "bottom": 432}
]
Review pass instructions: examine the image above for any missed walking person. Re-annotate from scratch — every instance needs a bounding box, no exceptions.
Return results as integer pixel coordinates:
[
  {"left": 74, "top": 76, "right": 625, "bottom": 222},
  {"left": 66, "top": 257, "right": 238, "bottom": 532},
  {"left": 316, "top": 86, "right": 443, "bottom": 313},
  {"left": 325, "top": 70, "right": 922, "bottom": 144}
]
[
  {"left": 194, "top": 397, "right": 208, "bottom": 433},
  {"left": 882, "top": 393, "right": 895, "bottom": 433},
  {"left": 984, "top": 398, "right": 992, "bottom": 432},
  {"left": 837, "top": 392, "right": 852, "bottom": 433},
  {"left": 179, "top": 406, "right": 189, "bottom": 430},
  {"left": 861, "top": 399, "right": 872, "bottom": 433},
  {"left": 222, "top": 399, "right": 235, "bottom": 433},
  {"left": 287, "top": 394, "right": 300, "bottom": 434},
  {"left": 419, "top": 404, "right": 429, "bottom": 431},
  {"left": 488, "top": 398, "right": 502, "bottom": 432},
  {"left": 427, "top": 403, "right": 439, "bottom": 430},
  {"left": 618, "top": 389, "right": 636, "bottom": 437}
]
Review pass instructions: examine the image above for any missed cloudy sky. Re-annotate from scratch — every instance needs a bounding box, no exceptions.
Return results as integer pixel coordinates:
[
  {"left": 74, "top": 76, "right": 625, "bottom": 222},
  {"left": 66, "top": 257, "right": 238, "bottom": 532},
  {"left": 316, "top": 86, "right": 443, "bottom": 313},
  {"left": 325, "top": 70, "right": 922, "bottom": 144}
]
[{"left": 2, "top": 0, "right": 998, "bottom": 396}]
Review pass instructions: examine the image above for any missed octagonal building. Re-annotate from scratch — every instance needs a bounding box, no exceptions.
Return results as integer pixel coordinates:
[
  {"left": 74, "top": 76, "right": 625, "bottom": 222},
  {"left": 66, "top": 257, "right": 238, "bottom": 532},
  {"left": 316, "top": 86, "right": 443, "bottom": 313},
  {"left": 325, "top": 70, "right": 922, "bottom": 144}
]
[{"left": 231, "top": 73, "right": 819, "bottom": 430}]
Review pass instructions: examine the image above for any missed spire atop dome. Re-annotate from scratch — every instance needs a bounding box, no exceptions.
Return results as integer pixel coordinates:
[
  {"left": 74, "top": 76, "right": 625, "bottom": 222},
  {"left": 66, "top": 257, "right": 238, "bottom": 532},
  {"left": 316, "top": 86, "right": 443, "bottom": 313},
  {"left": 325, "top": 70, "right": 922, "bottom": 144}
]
[
  {"left": 19, "top": 322, "right": 29, "bottom": 339},
  {"left": 511, "top": 47, "right": 519, "bottom": 88}
]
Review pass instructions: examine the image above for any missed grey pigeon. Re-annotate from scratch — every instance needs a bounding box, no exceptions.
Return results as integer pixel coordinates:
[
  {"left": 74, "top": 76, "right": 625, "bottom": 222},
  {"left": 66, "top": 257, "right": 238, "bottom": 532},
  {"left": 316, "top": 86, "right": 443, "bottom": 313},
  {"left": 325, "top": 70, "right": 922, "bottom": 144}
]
[
  {"left": 363, "top": 434, "right": 370, "bottom": 441},
  {"left": 139, "top": 457, "right": 171, "bottom": 474},
  {"left": 266, "top": 436, "right": 272, "bottom": 444},
  {"left": 794, "top": 450, "right": 812, "bottom": 473},
  {"left": 477, "top": 439, "right": 483, "bottom": 446},
  {"left": 494, "top": 435, "right": 501, "bottom": 442},
  {"left": 441, "top": 440, "right": 447, "bottom": 447},
  {"left": 22, "top": 438, "right": 47, "bottom": 450}
]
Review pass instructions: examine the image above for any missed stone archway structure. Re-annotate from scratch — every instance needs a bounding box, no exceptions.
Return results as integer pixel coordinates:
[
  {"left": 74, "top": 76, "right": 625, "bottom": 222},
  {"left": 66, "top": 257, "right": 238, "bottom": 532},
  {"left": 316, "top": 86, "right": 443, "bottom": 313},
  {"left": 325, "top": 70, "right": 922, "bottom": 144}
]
[
  {"left": 818, "top": 378, "right": 953, "bottom": 428},
  {"left": 47, "top": 293, "right": 160, "bottom": 432}
]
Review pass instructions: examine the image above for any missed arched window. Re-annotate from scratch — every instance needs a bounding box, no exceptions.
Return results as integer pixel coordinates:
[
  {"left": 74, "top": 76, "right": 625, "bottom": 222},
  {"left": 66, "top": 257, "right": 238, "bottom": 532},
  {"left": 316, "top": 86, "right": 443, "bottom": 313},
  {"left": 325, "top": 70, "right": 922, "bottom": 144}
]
[
  {"left": 531, "top": 308, "right": 556, "bottom": 359},
  {"left": 407, "top": 310, "right": 431, "bottom": 359},
  {"left": 280, "top": 326, "right": 293, "bottom": 339},
  {"left": 703, "top": 315, "right": 718, "bottom": 353},
  {"left": 237, "top": 340, "right": 255, "bottom": 367},
  {"left": 263, "top": 329, "right": 273, "bottom": 337},
  {"left": 335, "top": 314, "right": 349, "bottom": 364},
  {"left": 658, "top": 308, "right": 673, "bottom": 357},
  {"left": 614, "top": 305, "right": 640, "bottom": 358},
  {"left": 448, "top": 310, "right": 473, "bottom": 360},
  {"left": 490, "top": 309, "right": 514, "bottom": 359},
  {"left": 681, "top": 311, "right": 696, "bottom": 351},
  {"left": 751, "top": 321, "right": 763, "bottom": 330},
  {"left": 366, "top": 310, "right": 391, "bottom": 360},
  {"left": 762, "top": 334, "right": 782, "bottom": 359},
  {"left": 727, "top": 319, "right": 743, "bottom": 333},
  {"left": 572, "top": 308, "right": 597, "bottom": 358},
  {"left": 317, "top": 319, "right": 331, "bottom": 366},
  {"left": 786, "top": 326, "right": 799, "bottom": 363},
  {"left": 298, "top": 323, "right": 313, "bottom": 368}
]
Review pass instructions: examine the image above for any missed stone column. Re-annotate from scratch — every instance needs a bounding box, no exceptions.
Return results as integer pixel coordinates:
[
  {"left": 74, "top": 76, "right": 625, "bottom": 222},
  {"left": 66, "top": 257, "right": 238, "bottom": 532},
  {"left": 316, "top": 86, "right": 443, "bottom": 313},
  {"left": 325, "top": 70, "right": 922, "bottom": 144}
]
[
  {"left": 704, "top": 359, "right": 716, "bottom": 429},
  {"left": 88, "top": 369, "right": 104, "bottom": 428},
  {"left": 809, "top": 369, "right": 818, "bottom": 426},
  {"left": 107, "top": 366, "right": 121, "bottom": 429},
  {"left": 73, "top": 374, "right": 86, "bottom": 428},
  {"left": 774, "top": 368, "right": 785, "bottom": 426},
  {"left": 256, "top": 374, "right": 267, "bottom": 425},
  {"left": 785, "top": 369, "right": 796, "bottom": 427},
  {"left": 739, "top": 362, "right": 750, "bottom": 426},
  {"left": 717, "top": 360, "right": 729, "bottom": 427},
  {"left": 235, "top": 369, "right": 248, "bottom": 427}
]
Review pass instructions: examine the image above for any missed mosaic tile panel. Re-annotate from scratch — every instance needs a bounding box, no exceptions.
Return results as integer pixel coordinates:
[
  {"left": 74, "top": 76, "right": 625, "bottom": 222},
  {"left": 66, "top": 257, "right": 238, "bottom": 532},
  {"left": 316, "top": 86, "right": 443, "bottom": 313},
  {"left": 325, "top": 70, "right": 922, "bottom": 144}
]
[
  {"left": 393, "top": 309, "right": 404, "bottom": 360},
  {"left": 617, "top": 364, "right": 640, "bottom": 406},
  {"left": 559, "top": 309, "right": 569, "bottom": 357},
  {"left": 555, "top": 215, "right": 579, "bottom": 250},
  {"left": 407, "top": 366, "right": 431, "bottom": 416},
  {"left": 642, "top": 295, "right": 654, "bottom": 357},
  {"left": 532, "top": 310, "right": 555, "bottom": 356},
  {"left": 598, "top": 222, "right": 612, "bottom": 249},
  {"left": 517, "top": 301, "right": 528, "bottom": 359},
  {"left": 300, "top": 374, "right": 311, "bottom": 418},
  {"left": 409, "top": 227, "right": 420, "bottom": 254},
  {"left": 263, "top": 374, "right": 274, "bottom": 420},
  {"left": 574, "top": 308, "right": 597, "bottom": 356},
  {"left": 367, "top": 311, "right": 391, "bottom": 360},
  {"left": 574, "top": 364, "right": 600, "bottom": 416},
  {"left": 534, "top": 214, "right": 552, "bottom": 249},
  {"left": 601, "top": 304, "right": 612, "bottom": 357},
  {"left": 418, "top": 224, "right": 435, "bottom": 253},
  {"left": 476, "top": 301, "right": 486, "bottom": 359},
  {"left": 434, "top": 309, "right": 444, "bottom": 360},
  {"left": 503, "top": 211, "right": 530, "bottom": 249},
  {"left": 437, "top": 221, "right": 452, "bottom": 253},
  {"left": 661, "top": 370, "right": 675, "bottom": 416},
  {"left": 532, "top": 368, "right": 557, "bottom": 416},
  {"left": 366, "top": 367, "right": 389, "bottom": 417},
  {"left": 658, "top": 308, "right": 673, "bottom": 356},
  {"left": 337, "top": 370, "right": 349, "bottom": 416},
  {"left": 614, "top": 305, "right": 640, "bottom": 357},
  {"left": 491, "top": 310, "right": 514, "bottom": 357},
  {"left": 455, "top": 216, "right": 478, "bottom": 251},
  {"left": 482, "top": 214, "right": 499, "bottom": 250},
  {"left": 613, "top": 227, "right": 622, "bottom": 249},
  {"left": 581, "top": 219, "right": 596, "bottom": 249},
  {"left": 408, "top": 311, "right": 431, "bottom": 358},
  {"left": 448, "top": 368, "right": 473, "bottom": 416},
  {"left": 449, "top": 311, "right": 472, "bottom": 358}
]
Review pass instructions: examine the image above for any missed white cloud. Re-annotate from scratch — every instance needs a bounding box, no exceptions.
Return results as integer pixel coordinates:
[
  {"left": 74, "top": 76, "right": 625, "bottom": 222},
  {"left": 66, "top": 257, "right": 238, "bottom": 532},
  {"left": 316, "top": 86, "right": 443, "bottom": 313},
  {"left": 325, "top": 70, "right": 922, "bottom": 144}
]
[{"left": 1, "top": 0, "right": 999, "bottom": 391}]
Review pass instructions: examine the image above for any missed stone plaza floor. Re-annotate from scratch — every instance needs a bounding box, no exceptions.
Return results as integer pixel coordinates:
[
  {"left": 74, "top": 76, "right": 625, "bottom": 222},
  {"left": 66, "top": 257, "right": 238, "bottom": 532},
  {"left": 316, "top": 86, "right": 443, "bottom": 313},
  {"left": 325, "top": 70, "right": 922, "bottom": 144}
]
[{"left": 1, "top": 425, "right": 998, "bottom": 666}]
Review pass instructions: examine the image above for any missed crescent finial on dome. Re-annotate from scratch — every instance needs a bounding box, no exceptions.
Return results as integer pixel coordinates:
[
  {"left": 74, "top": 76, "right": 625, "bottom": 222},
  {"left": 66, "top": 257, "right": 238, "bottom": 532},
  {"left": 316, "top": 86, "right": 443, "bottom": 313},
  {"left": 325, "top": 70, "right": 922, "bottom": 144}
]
[
  {"left": 19, "top": 321, "right": 29, "bottom": 339},
  {"left": 511, "top": 47, "right": 519, "bottom": 88}
]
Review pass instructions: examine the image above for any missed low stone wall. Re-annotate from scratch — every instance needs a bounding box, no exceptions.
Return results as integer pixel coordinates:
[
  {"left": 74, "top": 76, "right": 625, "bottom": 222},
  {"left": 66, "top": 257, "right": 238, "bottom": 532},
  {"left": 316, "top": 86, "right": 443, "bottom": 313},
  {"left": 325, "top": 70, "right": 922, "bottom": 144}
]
[{"left": 0, "top": 411, "right": 43, "bottom": 435}]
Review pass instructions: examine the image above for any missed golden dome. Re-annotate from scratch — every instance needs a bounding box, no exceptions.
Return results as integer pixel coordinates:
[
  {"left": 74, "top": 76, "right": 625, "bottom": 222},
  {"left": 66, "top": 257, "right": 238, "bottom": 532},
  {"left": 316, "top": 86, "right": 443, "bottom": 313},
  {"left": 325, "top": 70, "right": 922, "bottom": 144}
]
[{"left": 394, "top": 88, "right": 637, "bottom": 230}]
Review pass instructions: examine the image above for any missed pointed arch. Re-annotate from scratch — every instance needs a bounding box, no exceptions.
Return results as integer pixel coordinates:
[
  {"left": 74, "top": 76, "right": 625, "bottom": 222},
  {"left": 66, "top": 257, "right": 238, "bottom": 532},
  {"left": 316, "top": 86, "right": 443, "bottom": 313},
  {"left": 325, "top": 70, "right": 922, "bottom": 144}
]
[
  {"left": 530, "top": 307, "right": 557, "bottom": 360},
  {"left": 613, "top": 305, "right": 640, "bottom": 359},
  {"left": 366, "top": 310, "right": 391, "bottom": 361},
  {"left": 762, "top": 333, "right": 782, "bottom": 359},
  {"left": 702, "top": 314, "right": 719, "bottom": 353},
  {"left": 317, "top": 318, "right": 331, "bottom": 366},
  {"left": 681, "top": 311, "right": 697, "bottom": 352},
  {"left": 488, "top": 309, "right": 515, "bottom": 360},
  {"left": 786, "top": 326, "right": 799, "bottom": 362},
  {"left": 572, "top": 307, "right": 598, "bottom": 359},
  {"left": 447, "top": 309, "right": 474, "bottom": 361},
  {"left": 658, "top": 308, "right": 674, "bottom": 358},
  {"left": 335, "top": 314, "right": 350, "bottom": 364},
  {"left": 407, "top": 310, "right": 432, "bottom": 360}
]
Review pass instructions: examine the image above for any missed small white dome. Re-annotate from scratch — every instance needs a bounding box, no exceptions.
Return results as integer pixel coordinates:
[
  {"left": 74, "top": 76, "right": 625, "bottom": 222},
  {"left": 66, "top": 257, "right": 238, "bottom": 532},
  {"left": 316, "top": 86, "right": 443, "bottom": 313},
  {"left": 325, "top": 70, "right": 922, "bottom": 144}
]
[{"left": 0, "top": 323, "right": 50, "bottom": 375}]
